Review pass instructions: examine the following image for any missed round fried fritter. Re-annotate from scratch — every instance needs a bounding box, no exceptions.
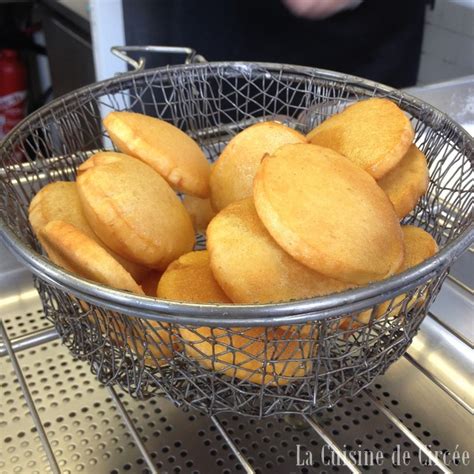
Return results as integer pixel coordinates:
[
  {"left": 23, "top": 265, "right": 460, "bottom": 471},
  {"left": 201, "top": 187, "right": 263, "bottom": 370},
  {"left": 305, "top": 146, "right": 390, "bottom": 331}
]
[
  {"left": 157, "top": 251, "right": 231, "bottom": 304},
  {"left": 39, "top": 219, "right": 176, "bottom": 364},
  {"left": 103, "top": 111, "right": 211, "bottom": 198},
  {"left": 207, "top": 198, "right": 354, "bottom": 303},
  {"left": 398, "top": 225, "right": 438, "bottom": 272},
  {"left": 347, "top": 225, "right": 438, "bottom": 327},
  {"left": 210, "top": 121, "right": 306, "bottom": 211},
  {"left": 377, "top": 145, "right": 429, "bottom": 218},
  {"left": 76, "top": 152, "right": 195, "bottom": 270},
  {"left": 158, "top": 251, "right": 311, "bottom": 386},
  {"left": 38, "top": 220, "right": 144, "bottom": 294},
  {"left": 253, "top": 143, "right": 404, "bottom": 285},
  {"left": 307, "top": 98, "right": 414, "bottom": 179},
  {"left": 180, "top": 325, "right": 312, "bottom": 386},
  {"left": 29, "top": 181, "right": 90, "bottom": 234},
  {"left": 76, "top": 151, "right": 137, "bottom": 176},
  {"left": 28, "top": 180, "right": 149, "bottom": 283}
]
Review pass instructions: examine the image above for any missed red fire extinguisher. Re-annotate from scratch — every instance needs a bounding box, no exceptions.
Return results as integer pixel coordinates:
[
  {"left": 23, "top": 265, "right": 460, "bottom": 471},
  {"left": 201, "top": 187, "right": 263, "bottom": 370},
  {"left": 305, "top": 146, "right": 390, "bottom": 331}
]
[{"left": 0, "top": 49, "right": 27, "bottom": 140}]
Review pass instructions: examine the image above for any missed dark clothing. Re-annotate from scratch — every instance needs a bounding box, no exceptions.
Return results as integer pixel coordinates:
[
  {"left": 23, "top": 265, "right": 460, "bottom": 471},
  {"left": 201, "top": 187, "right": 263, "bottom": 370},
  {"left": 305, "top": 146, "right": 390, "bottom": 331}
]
[{"left": 123, "top": 0, "right": 427, "bottom": 88}]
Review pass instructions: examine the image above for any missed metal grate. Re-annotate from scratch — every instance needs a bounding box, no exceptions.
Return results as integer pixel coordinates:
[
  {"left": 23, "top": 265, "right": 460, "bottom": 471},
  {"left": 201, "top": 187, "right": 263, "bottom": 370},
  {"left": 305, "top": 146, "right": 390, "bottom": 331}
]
[
  {"left": 2, "top": 303, "right": 472, "bottom": 474},
  {"left": 2, "top": 308, "right": 51, "bottom": 339},
  {"left": 1, "top": 339, "right": 237, "bottom": 474}
]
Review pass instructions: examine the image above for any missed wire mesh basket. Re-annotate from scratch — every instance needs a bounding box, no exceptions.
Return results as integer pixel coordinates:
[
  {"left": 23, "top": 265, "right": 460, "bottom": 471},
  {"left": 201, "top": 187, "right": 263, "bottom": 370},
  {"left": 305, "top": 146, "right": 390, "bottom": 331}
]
[{"left": 0, "top": 53, "right": 472, "bottom": 417}]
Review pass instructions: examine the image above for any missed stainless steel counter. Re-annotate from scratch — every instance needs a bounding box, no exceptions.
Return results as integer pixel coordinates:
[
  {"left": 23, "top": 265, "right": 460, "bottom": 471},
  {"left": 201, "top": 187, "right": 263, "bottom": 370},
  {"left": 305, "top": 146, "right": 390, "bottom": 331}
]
[
  {"left": 406, "top": 76, "right": 474, "bottom": 137},
  {"left": 0, "top": 77, "right": 473, "bottom": 474}
]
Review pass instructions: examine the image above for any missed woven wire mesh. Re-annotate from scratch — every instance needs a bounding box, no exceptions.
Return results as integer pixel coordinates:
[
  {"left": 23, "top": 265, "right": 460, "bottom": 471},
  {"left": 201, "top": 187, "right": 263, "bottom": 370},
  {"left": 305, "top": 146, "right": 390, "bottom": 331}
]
[{"left": 0, "top": 62, "right": 472, "bottom": 417}]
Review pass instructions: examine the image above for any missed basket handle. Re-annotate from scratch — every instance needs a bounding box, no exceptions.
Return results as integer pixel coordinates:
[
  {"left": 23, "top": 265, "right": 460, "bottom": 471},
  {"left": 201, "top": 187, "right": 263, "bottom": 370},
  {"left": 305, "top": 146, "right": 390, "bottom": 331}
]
[{"left": 111, "top": 45, "right": 207, "bottom": 72}]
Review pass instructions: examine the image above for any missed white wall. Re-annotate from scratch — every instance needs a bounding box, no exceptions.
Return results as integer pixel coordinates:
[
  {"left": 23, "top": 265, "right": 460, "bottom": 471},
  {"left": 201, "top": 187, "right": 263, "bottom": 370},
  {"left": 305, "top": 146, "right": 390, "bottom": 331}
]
[{"left": 418, "top": 0, "right": 474, "bottom": 84}]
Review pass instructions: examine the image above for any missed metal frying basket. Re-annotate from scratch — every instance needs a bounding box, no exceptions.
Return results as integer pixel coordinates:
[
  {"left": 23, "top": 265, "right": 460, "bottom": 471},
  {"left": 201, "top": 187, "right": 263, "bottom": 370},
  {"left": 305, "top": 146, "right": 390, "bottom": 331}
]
[{"left": 0, "top": 49, "right": 472, "bottom": 417}]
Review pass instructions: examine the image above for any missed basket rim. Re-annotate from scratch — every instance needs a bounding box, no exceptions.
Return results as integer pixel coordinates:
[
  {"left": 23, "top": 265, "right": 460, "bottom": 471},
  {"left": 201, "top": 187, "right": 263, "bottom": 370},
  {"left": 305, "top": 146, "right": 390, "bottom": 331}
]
[{"left": 0, "top": 61, "right": 473, "bottom": 326}]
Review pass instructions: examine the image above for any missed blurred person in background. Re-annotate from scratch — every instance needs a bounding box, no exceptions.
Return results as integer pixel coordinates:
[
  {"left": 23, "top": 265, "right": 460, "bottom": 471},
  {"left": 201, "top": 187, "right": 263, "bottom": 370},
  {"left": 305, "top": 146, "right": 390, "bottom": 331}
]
[{"left": 128, "top": 0, "right": 428, "bottom": 88}]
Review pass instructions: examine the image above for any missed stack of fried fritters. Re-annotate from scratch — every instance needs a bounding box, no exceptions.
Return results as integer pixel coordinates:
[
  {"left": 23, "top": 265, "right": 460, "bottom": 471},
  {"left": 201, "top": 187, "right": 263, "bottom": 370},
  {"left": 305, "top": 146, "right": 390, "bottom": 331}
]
[{"left": 28, "top": 99, "right": 437, "bottom": 385}]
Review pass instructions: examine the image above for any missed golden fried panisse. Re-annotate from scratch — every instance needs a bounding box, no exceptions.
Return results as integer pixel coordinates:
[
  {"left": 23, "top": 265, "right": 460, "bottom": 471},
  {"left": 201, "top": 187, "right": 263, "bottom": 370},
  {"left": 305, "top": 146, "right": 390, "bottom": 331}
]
[
  {"left": 158, "top": 251, "right": 311, "bottom": 385},
  {"left": 29, "top": 181, "right": 90, "bottom": 234},
  {"left": 348, "top": 225, "right": 438, "bottom": 327},
  {"left": 182, "top": 194, "right": 216, "bottom": 233},
  {"left": 76, "top": 152, "right": 195, "bottom": 270},
  {"left": 38, "top": 220, "right": 144, "bottom": 294},
  {"left": 28, "top": 180, "right": 149, "bottom": 283},
  {"left": 207, "top": 198, "right": 354, "bottom": 304},
  {"left": 210, "top": 122, "right": 306, "bottom": 211},
  {"left": 157, "top": 251, "right": 231, "bottom": 303},
  {"left": 39, "top": 219, "right": 176, "bottom": 363},
  {"left": 180, "top": 325, "right": 312, "bottom": 386},
  {"left": 253, "top": 144, "right": 404, "bottom": 285},
  {"left": 76, "top": 151, "right": 138, "bottom": 176},
  {"left": 307, "top": 98, "right": 414, "bottom": 179},
  {"left": 398, "top": 225, "right": 438, "bottom": 271},
  {"left": 103, "top": 111, "right": 211, "bottom": 198},
  {"left": 377, "top": 145, "right": 429, "bottom": 218}
]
